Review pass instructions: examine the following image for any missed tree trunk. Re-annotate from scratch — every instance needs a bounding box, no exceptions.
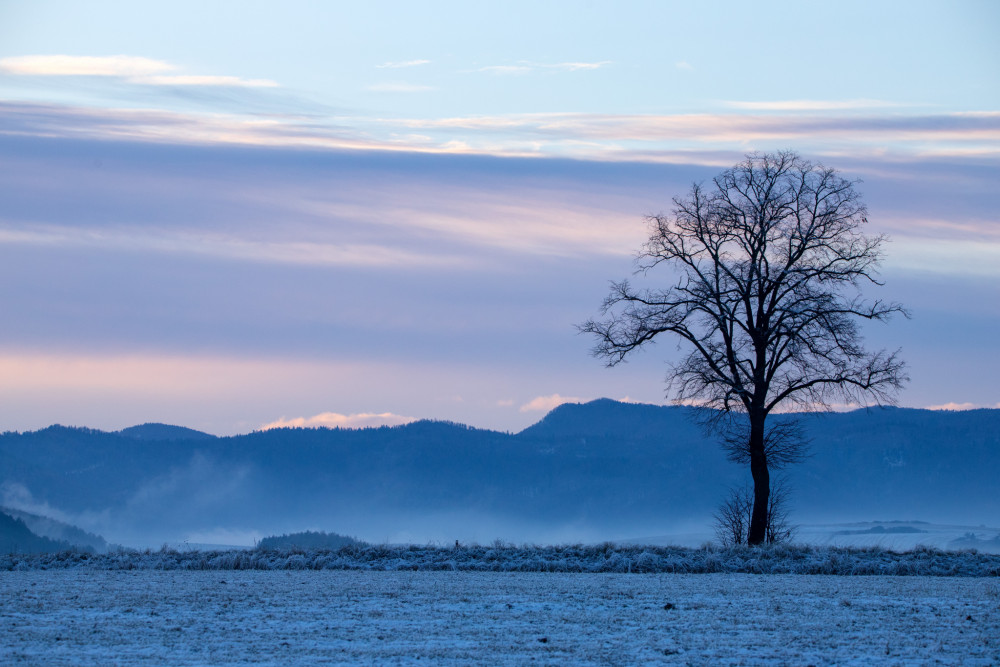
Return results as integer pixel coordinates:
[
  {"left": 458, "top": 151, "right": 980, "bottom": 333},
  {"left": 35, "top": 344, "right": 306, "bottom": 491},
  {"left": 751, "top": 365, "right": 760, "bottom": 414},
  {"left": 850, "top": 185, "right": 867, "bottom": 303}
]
[{"left": 747, "top": 413, "right": 770, "bottom": 545}]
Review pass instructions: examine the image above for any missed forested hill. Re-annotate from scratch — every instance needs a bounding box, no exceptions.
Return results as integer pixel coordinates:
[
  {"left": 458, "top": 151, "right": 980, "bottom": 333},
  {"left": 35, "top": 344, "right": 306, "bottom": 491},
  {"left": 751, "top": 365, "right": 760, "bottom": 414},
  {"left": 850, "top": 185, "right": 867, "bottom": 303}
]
[
  {"left": 0, "top": 512, "right": 77, "bottom": 554},
  {"left": 0, "top": 401, "right": 997, "bottom": 545},
  {"left": 117, "top": 423, "right": 216, "bottom": 441}
]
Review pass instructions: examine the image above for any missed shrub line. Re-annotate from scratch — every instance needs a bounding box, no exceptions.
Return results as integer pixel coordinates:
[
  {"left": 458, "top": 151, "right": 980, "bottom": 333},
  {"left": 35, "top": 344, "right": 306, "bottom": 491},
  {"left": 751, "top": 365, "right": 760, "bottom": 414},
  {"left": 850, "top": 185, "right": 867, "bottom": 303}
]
[{"left": 3, "top": 543, "right": 998, "bottom": 576}]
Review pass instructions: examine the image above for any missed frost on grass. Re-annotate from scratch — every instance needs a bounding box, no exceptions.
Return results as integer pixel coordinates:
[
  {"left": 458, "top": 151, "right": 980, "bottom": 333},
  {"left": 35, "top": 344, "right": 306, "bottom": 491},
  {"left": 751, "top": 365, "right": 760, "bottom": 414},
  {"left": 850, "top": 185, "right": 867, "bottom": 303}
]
[
  {"left": 3, "top": 543, "right": 999, "bottom": 576},
  {"left": 2, "top": 571, "right": 998, "bottom": 665}
]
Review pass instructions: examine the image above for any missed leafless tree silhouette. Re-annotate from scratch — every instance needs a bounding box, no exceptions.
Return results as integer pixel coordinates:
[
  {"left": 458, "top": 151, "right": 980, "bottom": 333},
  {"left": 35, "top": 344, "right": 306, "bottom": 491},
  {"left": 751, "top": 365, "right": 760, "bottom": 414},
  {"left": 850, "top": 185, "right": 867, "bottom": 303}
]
[
  {"left": 718, "top": 417, "right": 809, "bottom": 470},
  {"left": 582, "top": 151, "right": 907, "bottom": 545},
  {"left": 714, "top": 479, "right": 794, "bottom": 547}
]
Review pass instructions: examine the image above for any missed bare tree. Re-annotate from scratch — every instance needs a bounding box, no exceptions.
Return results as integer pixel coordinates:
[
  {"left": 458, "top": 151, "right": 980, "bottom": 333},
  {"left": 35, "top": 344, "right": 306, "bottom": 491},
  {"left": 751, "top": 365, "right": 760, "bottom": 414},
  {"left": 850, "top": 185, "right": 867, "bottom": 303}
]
[
  {"left": 713, "top": 486, "right": 751, "bottom": 548},
  {"left": 764, "top": 480, "right": 794, "bottom": 545},
  {"left": 714, "top": 479, "right": 794, "bottom": 547},
  {"left": 581, "top": 151, "right": 907, "bottom": 545}
]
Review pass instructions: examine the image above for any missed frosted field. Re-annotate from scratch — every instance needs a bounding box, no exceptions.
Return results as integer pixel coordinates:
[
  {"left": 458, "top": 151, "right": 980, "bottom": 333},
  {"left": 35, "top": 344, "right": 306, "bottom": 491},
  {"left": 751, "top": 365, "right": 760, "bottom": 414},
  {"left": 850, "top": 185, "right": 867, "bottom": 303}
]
[{"left": 2, "top": 571, "right": 998, "bottom": 665}]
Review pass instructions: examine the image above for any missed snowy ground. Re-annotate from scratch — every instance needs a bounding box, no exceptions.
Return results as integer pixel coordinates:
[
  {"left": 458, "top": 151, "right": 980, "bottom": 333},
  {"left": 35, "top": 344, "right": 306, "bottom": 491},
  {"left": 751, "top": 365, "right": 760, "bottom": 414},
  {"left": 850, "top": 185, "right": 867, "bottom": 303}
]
[{"left": 2, "top": 571, "right": 997, "bottom": 665}]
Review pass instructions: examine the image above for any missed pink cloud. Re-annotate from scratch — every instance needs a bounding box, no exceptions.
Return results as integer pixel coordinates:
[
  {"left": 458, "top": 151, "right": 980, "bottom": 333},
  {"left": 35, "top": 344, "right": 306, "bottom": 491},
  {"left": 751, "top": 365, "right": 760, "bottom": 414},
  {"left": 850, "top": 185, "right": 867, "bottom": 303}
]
[
  {"left": 925, "top": 402, "right": 997, "bottom": 411},
  {"left": 519, "top": 394, "right": 588, "bottom": 413},
  {"left": 259, "top": 412, "right": 415, "bottom": 430}
]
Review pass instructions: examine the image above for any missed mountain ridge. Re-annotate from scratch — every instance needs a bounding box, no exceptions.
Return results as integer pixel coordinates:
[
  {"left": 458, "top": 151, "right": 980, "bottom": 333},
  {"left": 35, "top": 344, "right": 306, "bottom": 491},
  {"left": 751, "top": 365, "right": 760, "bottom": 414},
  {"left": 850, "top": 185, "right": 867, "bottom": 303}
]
[
  {"left": 1, "top": 400, "right": 997, "bottom": 545},
  {"left": 117, "top": 423, "right": 216, "bottom": 441}
]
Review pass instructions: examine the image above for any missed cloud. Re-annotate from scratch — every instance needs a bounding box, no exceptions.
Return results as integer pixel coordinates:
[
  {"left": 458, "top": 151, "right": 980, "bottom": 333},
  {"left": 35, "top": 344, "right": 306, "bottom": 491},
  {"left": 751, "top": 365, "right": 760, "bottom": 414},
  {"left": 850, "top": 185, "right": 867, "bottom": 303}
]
[
  {"left": 925, "top": 402, "right": 1000, "bottom": 411},
  {"left": 519, "top": 394, "right": 588, "bottom": 412},
  {"left": 394, "top": 110, "right": 1000, "bottom": 145},
  {"left": 259, "top": 411, "right": 416, "bottom": 430},
  {"left": 3, "top": 101, "right": 999, "bottom": 272},
  {"left": 675, "top": 60, "right": 693, "bottom": 71},
  {"left": 0, "top": 123, "right": 662, "bottom": 295},
  {"left": 0, "top": 54, "right": 278, "bottom": 88},
  {"left": 477, "top": 65, "right": 533, "bottom": 75},
  {"left": 376, "top": 60, "right": 431, "bottom": 69},
  {"left": 389, "top": 110, "right": 1000, "bottom": 161},
  {"left": 135, "top": 75, "right": 278, "bottom": 88},
  {"left": 6, "top": 101, "right": 1000, "bottom": 274},
  {"left": 0, "top": 148, "right": 645, "bottom": 261},
  {"left": 293, "top": 191, "right": 642, "bottom": 258},
  {"left": 547, "top": 61, "right": 611, "bottom": 71},
  {"left": 724, "top": 99, "right": 901, "bottom": 111},
  {"left": 0, "top": 54, "right": 173, "bottom": 77},
  {"left": 367, "top": 82, "right": 436, "bottom": 93},
  {"left": 476, "top": 61, "right": 610, "bottom": 75},
  {"left": 878, "top": 216, "right": 1000, "bottom": 242},
  {"left": 884, "top": 238, "right": 1000, "bottom": 277},
  {"left": 5, "top": 99, "right": 999, "bottom": 166},
  {"left": 0, "top": 223, "right": 475, "bottom": 269}
]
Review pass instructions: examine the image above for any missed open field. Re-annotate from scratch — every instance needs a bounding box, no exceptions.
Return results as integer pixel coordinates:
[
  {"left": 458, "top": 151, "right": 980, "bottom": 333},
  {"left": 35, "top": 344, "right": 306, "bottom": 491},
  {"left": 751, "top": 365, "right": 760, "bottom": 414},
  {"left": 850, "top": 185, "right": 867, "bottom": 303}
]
[{"left": 3, "top": 571, "right": 998, "bottom": 665}]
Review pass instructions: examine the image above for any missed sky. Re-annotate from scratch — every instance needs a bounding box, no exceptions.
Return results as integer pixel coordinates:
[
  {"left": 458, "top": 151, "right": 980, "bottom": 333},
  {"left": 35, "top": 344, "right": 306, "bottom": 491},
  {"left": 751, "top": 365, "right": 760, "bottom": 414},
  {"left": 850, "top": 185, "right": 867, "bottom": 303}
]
[{"left": 0, "top": 0, "right": 998, "bottom": 435}]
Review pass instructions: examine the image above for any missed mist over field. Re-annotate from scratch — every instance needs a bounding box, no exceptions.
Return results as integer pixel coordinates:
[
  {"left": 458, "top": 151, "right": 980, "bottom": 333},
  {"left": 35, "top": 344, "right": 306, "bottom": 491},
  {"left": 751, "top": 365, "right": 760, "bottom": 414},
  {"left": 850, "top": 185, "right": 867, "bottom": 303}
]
[{"left": 2, "top": 400, "right": 997, "bottom": 551}]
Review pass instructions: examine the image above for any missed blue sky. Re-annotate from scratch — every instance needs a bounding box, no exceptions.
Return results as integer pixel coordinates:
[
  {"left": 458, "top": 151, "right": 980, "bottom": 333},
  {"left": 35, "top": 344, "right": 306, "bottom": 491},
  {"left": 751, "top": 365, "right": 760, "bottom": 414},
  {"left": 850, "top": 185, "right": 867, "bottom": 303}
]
[{"left": 0, "top": 1, "right": 997, "bottom": 434}]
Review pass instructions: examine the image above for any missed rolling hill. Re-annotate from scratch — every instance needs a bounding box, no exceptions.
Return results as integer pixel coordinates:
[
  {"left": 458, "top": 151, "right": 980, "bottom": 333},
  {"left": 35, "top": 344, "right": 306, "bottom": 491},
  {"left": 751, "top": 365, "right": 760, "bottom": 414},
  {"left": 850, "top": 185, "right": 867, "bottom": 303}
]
[{"left": 0, "top": 401, "right": 996, "bottom": 546}]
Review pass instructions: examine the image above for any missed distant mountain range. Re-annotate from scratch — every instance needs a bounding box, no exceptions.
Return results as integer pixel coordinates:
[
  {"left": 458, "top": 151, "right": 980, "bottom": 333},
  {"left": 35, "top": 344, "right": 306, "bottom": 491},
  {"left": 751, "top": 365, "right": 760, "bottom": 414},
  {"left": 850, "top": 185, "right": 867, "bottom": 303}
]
[{"left": 1, "top": 401, "right": 997, "bottom": 546}]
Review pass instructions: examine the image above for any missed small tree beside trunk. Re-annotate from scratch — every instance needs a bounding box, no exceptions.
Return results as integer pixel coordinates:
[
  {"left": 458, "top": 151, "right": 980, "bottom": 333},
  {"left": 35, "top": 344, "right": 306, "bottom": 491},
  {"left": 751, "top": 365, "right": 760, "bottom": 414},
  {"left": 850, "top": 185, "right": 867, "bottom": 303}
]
[{"left": 714, "top": 479, "right": 794, "bottom": 547}]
